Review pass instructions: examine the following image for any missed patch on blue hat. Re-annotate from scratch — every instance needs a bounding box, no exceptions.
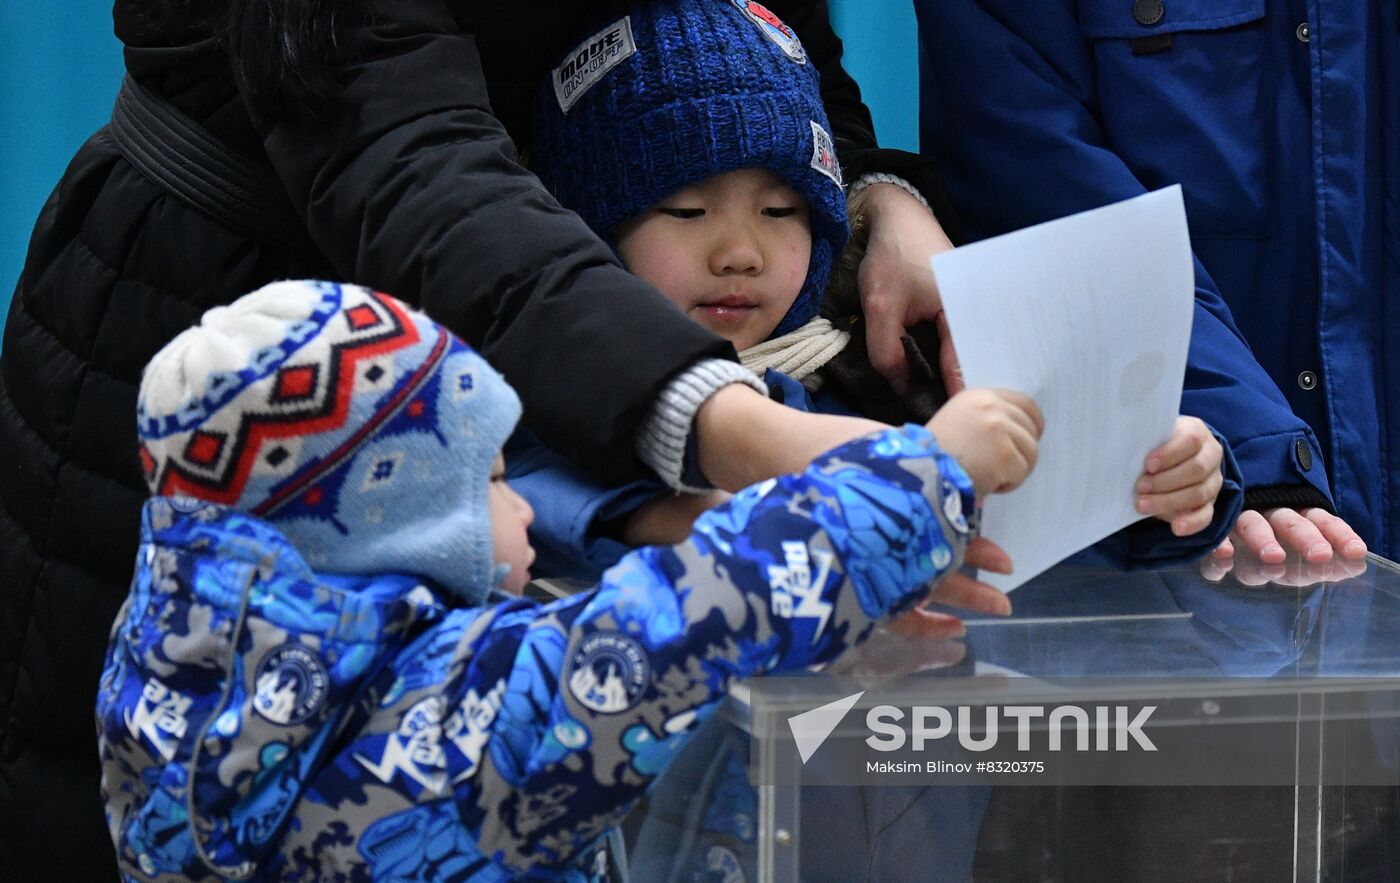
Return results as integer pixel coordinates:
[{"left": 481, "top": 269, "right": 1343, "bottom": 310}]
[
  {"left": 809, "top": 120, "right": 842, "bottom": 186},
  {"left": 730, "top": 0, "right": 807, "bottom": 64},
  {"left": 553, "top": 17, "right": 637, "bottom": 112}
]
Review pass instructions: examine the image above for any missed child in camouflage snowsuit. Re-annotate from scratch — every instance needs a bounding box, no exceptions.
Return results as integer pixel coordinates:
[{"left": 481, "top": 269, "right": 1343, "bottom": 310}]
[{"left": 97, "top": 279, "right": 978, "bottom": 881}]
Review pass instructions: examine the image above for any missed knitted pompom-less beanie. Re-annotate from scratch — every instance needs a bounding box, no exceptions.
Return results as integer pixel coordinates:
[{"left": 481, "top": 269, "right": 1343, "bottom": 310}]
[
  {"left": 137, "top": 280, "right": 522, "bottom": 604},
  {"left": 532, "top": 0, "right": 850, "bottom": 336}
]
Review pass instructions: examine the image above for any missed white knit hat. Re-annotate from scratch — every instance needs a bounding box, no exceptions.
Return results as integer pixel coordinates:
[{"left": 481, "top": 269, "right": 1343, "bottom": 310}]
[{"left": 137, "top": 280, "right": 522, "bottom": 604}]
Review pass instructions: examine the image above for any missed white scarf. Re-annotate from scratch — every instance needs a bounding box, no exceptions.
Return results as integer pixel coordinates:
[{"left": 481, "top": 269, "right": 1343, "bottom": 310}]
[{"left": 739, "top": 317, "right": 851, "bottom": 382}]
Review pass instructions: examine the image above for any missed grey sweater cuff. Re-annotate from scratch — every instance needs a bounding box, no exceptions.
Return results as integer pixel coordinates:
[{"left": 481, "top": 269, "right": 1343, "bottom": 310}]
[
  {"left": 637, "top": 358, "right": 768, "bottom": 492},
  {"left": 848, "top": 172, "right": 932, "bottom": 213}
]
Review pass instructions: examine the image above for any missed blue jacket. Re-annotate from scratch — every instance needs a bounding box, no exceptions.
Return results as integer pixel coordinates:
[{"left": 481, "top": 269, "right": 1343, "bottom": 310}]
[
  {"left": 511, "top": 369, "right": 1244, "bottom": 583},
  {"left": 97, "top": 427, "right": 974, "bottom": 882},
  {"left": 916, "top": 0, "right": 1395, "bottom": 554}
]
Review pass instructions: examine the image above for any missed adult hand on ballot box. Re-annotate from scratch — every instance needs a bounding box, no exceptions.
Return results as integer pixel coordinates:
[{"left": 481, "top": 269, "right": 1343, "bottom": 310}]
[
  {"left": 1201, "top": 533, "right": 1369, "bottom": 589},
  {"left": 1212, "top": 507, "right": 1368, "bottom": 566}
]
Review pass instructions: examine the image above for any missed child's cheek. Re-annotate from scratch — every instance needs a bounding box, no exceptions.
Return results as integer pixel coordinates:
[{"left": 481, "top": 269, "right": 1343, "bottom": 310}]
[
  {"left": 784, "top": 243, "right": 809, "bottom": 291},
  {"left": 627, "top": 236, "right": 699, "bottom": 311}
]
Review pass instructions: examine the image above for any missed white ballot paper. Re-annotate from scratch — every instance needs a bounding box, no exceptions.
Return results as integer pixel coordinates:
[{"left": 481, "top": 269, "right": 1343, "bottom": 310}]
[{"left": 932, "top": 187, "right": 1195, "bottom": 591}]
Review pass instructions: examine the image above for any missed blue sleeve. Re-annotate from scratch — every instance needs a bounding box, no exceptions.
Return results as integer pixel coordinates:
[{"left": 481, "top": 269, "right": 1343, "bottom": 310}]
[
  {"left": 459, "top": 425, "right": 976, "bottom": 874},
  {"left": 505, "top": 428, "right": 666, "bottom": 580},
  {"left": 915, "top": 0, "right": 1331, "bottom": 502}
]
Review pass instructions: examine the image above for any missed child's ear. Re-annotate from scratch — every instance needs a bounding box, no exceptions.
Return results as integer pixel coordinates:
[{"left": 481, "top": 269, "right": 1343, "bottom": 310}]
[{"left": 821, "top": 188, "right": 874, "bottom": 321}]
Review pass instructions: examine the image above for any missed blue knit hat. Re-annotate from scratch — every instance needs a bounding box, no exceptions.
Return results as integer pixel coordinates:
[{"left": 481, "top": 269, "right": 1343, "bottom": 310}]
[
  {"left": 532, "top": 0, "right": 850, "bottom": 336},
  {"left": 136, "top": 280, "right": 523, "bottom": 605}
]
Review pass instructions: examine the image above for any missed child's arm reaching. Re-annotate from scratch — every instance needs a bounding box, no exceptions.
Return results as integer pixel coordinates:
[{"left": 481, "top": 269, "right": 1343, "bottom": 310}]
[{"left": 457, "top": 425, "right": 975, "bottom": 874}]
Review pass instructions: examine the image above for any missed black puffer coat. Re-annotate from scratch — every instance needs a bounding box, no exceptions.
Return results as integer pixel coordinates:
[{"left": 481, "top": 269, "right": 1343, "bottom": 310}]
[{"left": 0, "top": 1, "right": 952, "bottom": 877}]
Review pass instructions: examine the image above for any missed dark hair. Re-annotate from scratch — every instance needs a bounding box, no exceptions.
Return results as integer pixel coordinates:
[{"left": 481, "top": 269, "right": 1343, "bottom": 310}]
[
  {"left": 159, "top": 0, "right": 364, "bottom": 120},
  {"left": 227, "top": 0, "right": 366, "bottom": 119}
]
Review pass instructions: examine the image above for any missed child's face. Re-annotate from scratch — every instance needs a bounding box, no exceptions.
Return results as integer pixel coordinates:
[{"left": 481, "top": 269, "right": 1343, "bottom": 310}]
[
  {"left": 616, "top": 168, "right": 812, "bottom": 351},
  {"left": 489, "top": 455, "right": 535, "bottom": 595}
]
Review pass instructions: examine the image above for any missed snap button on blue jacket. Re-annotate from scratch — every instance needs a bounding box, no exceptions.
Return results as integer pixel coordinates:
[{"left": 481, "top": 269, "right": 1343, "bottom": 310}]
[{"left": 918, "top": 0, "right": 1397, "bottom": 555}]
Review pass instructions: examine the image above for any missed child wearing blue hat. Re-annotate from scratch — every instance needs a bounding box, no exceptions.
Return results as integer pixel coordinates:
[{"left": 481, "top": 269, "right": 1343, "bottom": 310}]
[
  {"left": 520, "top": 0, "right": 1243, "bottom": 583},
  {"left": 524, "top": 5, "right": 1244, "bottom": 878},
  {"left": 97, "top": 279, "right": 990, "bottom": 881}
]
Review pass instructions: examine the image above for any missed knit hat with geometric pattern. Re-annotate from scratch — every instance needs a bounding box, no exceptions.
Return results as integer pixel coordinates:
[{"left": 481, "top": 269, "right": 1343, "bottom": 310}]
[
  {"left": 531, "top": 0, "right": 850, "bottom": 337},
  {"left": 136, "top": 280, "right": 522, "bottom": 605}
]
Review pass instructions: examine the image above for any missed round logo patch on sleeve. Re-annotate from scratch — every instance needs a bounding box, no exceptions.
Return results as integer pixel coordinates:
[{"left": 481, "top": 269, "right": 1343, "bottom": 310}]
[
  {"left": 252, "top": 643, "right": 329, "bottom": 725},
  {"left": 568, "top": 632, "right": 651, "bottom": 714}
]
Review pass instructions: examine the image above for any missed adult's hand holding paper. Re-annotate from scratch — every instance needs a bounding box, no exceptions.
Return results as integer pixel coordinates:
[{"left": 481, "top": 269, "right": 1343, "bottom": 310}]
[{"left": 932, "top": 187, "right": 1195, "bottom": 590}]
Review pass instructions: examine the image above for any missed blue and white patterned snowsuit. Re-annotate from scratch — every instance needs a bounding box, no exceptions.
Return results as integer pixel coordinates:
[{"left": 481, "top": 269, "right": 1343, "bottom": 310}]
[{"left": 98, "top": 427, "right": 973, "bottom": 881}]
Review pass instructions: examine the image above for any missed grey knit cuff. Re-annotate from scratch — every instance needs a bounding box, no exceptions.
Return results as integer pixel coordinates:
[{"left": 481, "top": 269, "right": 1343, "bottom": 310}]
[
  {"left": 637, "top": 358, "right": 768, "bottom": 492},
  {"left": 848, "top": 172, "right": 932, "bottom": 213}
]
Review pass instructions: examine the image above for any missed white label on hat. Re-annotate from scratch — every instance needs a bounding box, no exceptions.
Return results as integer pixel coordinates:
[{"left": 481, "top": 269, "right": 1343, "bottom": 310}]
[
  {"left": 553, "top": 17, "right": 637, "bottom": 113},
  {"left": 810, "top": 121, "right": 842, "bottom": 187},
  {"left": 730, "top": 1, "right": 807, "bottom": 64}
]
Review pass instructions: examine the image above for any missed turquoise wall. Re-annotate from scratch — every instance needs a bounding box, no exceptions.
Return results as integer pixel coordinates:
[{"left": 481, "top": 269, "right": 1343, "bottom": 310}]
[
  {"left": 829, "top": 0, "right": 921, "bottom": 153},
  {"left": 0, "top": 8, "right": 124, "bottom": 337},
  {"left": 0, "top": 3, "right": 919, "bottom": 334}
]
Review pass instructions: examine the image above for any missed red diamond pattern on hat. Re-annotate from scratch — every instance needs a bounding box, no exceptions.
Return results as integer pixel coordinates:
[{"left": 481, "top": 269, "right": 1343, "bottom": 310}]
[
  {"left": 345, "top": 304, "right": 382, "bottom": 331},
  {"left": 407, "top": 400, "right": 425, "bottom": 418},
  {"left": 156, "top": 288, "right": 423, "bottom": 507},
  {"left": 139, "top": 445, "right": 157, "bottom": 480},
  {"left": 184, "top": 431, "right": 226, "bottom": 467},
  {"left": 273, "top": 365, "right": 318, "bottom": 402}
]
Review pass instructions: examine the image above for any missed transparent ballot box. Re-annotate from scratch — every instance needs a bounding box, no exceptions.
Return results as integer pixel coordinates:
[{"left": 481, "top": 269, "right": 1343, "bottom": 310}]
[{"left": 624, "top": 553, "right": 1400, "bottom": 882}]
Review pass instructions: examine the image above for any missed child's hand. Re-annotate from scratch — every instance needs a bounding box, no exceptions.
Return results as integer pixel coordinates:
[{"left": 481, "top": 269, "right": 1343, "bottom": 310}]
[
  {"left": 623, "top": 490, "right": 731, "bottom": 547},
  {"left": 927, "top": 388, "right": 1043, "bottom": 497},
  {"left": 1135, "top": 416, "right": 1224, "bottom": 536}
]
